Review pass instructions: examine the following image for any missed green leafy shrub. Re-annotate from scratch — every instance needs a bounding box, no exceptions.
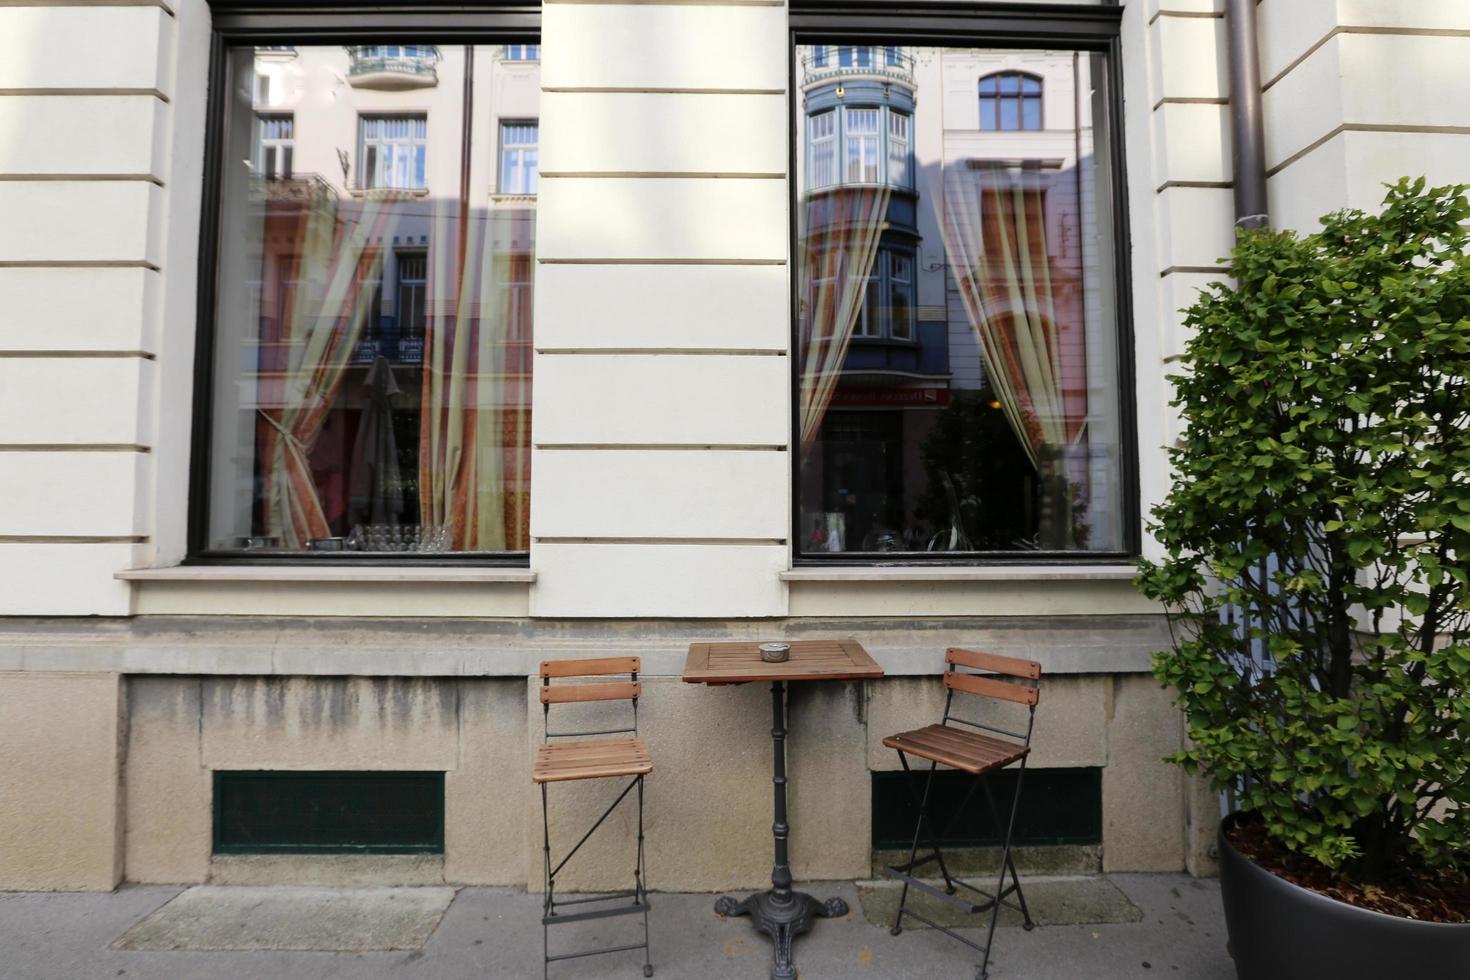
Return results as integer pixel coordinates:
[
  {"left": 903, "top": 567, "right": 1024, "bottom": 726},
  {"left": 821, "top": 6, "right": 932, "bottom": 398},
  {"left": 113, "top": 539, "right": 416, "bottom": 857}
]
[{"left": 1138, "top": 179, "right": 1470, "bottom": 883}]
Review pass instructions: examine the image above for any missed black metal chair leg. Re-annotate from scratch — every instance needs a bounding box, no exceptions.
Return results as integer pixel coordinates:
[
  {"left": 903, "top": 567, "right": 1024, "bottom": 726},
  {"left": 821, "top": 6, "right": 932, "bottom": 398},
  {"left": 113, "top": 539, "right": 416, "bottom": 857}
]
[
  {"left": 891, "top": 753, "right": 941, "bottom": 935},
  {"left": 542, "top": 783, "right": 552, "bottom": 980},
  {"left": 638, "top": 775, "right": 653, "bottom": 978},
  {"left": 981, "top": 773, "right": 1033, "bottom": 930}
]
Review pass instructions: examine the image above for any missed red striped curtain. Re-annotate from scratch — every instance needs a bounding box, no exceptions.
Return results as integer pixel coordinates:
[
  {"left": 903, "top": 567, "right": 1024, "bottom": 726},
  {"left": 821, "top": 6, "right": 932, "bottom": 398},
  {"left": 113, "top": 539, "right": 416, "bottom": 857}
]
[
  {"left": 257, "top": 194, "right": 403, "bottom": 547},
  {"left": 797, "top": 185, "right": 892, "bottom": 457}
]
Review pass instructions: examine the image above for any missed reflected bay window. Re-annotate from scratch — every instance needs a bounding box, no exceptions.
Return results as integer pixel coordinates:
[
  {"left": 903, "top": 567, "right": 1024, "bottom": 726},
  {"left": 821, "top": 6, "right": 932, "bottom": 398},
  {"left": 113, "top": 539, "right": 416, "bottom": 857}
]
[
  {"left": 198, "top": 43, "right": 536, "bottom": 558},
  {"left": 255, "top": 114, "right": 293, "bottom": 178},
  {"left": 498, "top": 120, "right": 539, "bottom": 194},
  {"left": 796, "top": 43, "right": 1129, "bottom": 558}
]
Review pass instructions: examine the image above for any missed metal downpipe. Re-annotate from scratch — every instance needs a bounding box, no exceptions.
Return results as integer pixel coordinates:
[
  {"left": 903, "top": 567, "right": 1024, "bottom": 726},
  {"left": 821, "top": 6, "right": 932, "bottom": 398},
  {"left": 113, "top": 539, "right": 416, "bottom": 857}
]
[{"left": 1225, "top": 0, "right": 1269, "bottom": 230}]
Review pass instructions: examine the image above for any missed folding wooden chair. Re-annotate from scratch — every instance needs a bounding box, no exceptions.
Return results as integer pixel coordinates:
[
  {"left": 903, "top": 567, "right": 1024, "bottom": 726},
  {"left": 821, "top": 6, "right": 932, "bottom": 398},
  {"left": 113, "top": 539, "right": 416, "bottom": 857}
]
[
  {"left": 533, "top": 657, "right": 654, "bottom": 978},
  {"left": 882, "top": 648, "right": 1041, "bottom": 980}
]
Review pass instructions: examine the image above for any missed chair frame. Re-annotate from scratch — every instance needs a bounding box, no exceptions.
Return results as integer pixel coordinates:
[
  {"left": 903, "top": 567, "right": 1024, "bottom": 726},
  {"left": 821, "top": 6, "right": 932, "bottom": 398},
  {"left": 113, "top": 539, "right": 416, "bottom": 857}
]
[
  {"left": 884, "top": 648, "right": 1041, "bottom": 980},
  {"left": 537, "top": 657, "right": 654, "bottom": 979}
]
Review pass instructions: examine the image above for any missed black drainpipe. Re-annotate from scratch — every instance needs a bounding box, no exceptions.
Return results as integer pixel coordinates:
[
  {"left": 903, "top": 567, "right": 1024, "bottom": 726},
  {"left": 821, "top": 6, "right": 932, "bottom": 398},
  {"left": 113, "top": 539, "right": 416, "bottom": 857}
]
[{"left": 1225, "top": 0, "right": 1269, "bottom": 229}]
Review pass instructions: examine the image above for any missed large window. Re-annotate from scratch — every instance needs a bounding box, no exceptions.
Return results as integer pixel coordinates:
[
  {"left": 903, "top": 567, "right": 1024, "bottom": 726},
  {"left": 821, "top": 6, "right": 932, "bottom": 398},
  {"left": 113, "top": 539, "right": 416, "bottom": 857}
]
[
  {"left": 796, "top": 43, "right": 1129, "bottom": 558},
  {"left": 359, "top": 115, "right": 428, "bottom": 190},
  {"left": 498, "top": 120, "right": 539, "bottom": 195},
  {"left": 199, "top": 42, "right": 537, "bottom": 558}
]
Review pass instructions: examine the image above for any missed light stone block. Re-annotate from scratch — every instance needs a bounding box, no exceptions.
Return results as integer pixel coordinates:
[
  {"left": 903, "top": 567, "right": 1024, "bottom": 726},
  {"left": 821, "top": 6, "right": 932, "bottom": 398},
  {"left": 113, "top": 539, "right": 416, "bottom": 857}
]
[
  {"left": 0, "top": 267, "right": 158, "bottom": 352},
  {"left": 1266, "top": 133, "right": 1350, "bottom": 233},
  {"left": 198, "top": 677, "right": 460, "bottom": 772},
  {"left": 1102, "top": 675, "right": 1186, "bottom": 872},
  {"left": 0, "top": 452, "right": 147, "bottom": 536},
  {"left": 540, "top": 91, "right": 787, "bottom": 175},
  {"left": 541, "top": 4, "right": 786, "bottom": 92},
  {"left": 786, "top": 579, "right": 1161, "bottom": 618},
  {"left": 0, "top": 672, "right": 123, "bottom": 890},
  {"left": 443, "top": 679, "right": 531, "bottom": 885},
  {"left": 1149, "top": 14, "right": 1227, "bottom": 103},
  {"left": 1340, "top": 34, "right": 1470, "bottom": 128},
  {"left": 0, "top": 358, "right": 152, "bottom": 444},
  {"left": 131, "top": 581, "right": 533, "bottom": 619},
  {"left": 0, "top": 182, "right": 162, "bottom": 264},
  {"left": 1153, "top": 102, "right": 1231, "bottom": 186},
  {"left": 532, "top": 353, "right": 788, "bottom": 446},
  {"left": 534, "top": 263, "right": 789, "bottom": 352},
  {"left": 0, "top": 8, "right": 168, "bottom": 90},
  {"left": 124, "top": 678, "right": 211, "bottom": 884},
  {"left": 0, "top": 96, "right": 166, "bottom": 177},
  {"left": 1337, "top": 0, "right": 1470, "bottom": 30},
  {"left": 1159, "top": 271, "right": 1221, "bottom": 362},
  {"left": 0, "top": 543, "right": 137, "bottom": 616},
  {"left": 1262, "top": 34, "right": 1344, "bottom": 171},
  {"left": 537, "top": 177, "right": 786, "bottom": 261},
  {"left": 1257, "top": 0, "right": 1337, "bottom": 86},
  {"left": 1155, "top": 185, "right": 1234, "bottom": 271},
  {"left": 531, "top": 449, "right": 788, "bottom": 539},
  {"left": 1341, "top": 130, "right": 1470, "bottom": 212},
  {"left": 865, "top": 675, "right": 1108, "bottom": 773},
  {"left": 529, "top": 542, "right": 788, "bottom": 618}
]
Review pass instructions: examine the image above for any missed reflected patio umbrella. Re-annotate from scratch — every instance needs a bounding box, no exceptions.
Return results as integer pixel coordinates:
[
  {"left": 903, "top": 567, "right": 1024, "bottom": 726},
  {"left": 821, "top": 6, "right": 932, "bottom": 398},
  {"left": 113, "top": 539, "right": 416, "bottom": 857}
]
[{"left": 349, "top": 355, "right": 405, "bottom": 525}]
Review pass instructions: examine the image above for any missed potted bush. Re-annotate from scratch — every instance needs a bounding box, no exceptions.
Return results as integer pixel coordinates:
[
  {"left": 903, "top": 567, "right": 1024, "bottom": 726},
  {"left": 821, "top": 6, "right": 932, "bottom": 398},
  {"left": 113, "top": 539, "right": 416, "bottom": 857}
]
[{"left": 1137, "top": 178, "right": 1470, "bottom": 979}]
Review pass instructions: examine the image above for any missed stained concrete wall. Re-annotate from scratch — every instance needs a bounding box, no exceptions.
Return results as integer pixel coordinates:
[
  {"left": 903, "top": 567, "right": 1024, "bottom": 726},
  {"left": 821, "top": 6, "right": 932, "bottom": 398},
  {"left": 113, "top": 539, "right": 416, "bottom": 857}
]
[
  {"left": 115, "top": 670, "right": 1191, "bottom": 890},
  {"left": 0, "top": 673, "right": 124, "bottom": 890}
]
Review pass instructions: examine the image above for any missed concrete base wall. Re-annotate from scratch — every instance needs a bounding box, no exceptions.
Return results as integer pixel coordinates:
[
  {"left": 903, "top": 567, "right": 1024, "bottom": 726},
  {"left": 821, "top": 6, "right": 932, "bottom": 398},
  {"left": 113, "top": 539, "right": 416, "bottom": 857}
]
[
  {"left": 0, "top": 672, "right": 124, "bottom": 890},
  {"left": 0, "top": 624, "right": 1207, "bottom": 892}
]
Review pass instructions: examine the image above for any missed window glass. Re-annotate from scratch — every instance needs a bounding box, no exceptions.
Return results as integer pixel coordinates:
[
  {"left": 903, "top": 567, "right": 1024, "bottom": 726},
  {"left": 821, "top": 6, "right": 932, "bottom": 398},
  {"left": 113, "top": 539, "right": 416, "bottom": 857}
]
[
  {"left": 499, "top": 120, "right": 539, "bottom": 195},
  {"left": 796, "top": 46, "right": 1124, "bottom": 556},
  {"left": 504, "top": 44, "right": 540, "bottom": 61},
  {"left": 205, "top": 44, "right": 536, "bottom": 556}
]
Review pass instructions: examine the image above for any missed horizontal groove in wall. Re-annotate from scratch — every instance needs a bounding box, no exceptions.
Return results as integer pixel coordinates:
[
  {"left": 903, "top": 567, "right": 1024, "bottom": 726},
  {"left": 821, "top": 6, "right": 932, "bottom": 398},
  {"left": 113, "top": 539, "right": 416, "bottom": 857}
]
[
  {"left": 0, "top": 260, "right": 160, "bottom": 270},
  {"left": 0, "top": 174, "right": 163, "bottom": 186},
  {"left": 1268, "top": 124, "right": 1470, "bottom": 178},
  {"left": 536, "top": 443, "right": 786, "bottom": 451},
  {"left": 0, "top": 88, "right": 168, "bottom": 102},
  {"left": 0, "top": 535, "right": 147, "bottom": 544},
  {"left": 1156, "top": 180, "right": 1233, "bottom": 193},
  {"left": 0, "top": 349, "right": 155, "bottom": 359},
  {"left": 1161, "top": 265, "right": 1228, "bottom": 278},
  {"left": 538, "top": 257, "right": 785, "bottom": 266},
  {"left": 540, "top": 171, "right": 784, "bottom": 180},
  {"left": 0, "top": 443, "right": 149, "bottom": 452},
  {"left": 542, "top": 86, "right": 784, "bottom": 96},
  {"left": 534, "top": 536, "right": 786, "bottom": 546},
  {"left": 1263, "top": 26, "right": 1470, "bottom": 93},
  {"left": 1148, "top": 9, "right": 1223, "bottom": 26},
  {"left": 535, "top": 347, "right": 786, "bottom": 356},
  {"left": 1152, "top": 96, "right": 1228, "bottom": 112}
]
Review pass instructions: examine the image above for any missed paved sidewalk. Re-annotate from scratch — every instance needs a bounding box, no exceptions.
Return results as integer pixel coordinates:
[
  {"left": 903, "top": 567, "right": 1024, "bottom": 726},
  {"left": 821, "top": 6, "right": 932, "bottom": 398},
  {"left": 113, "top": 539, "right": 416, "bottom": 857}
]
[{"left": 0, "top": 874, "right": 1233, "bottom": 980}]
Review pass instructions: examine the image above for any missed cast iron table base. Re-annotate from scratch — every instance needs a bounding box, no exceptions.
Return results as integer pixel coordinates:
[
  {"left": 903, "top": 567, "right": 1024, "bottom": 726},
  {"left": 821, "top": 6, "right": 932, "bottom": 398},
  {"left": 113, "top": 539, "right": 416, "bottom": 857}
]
[{"left": 713, "top": 680, "right": 849, "bottom": 980}]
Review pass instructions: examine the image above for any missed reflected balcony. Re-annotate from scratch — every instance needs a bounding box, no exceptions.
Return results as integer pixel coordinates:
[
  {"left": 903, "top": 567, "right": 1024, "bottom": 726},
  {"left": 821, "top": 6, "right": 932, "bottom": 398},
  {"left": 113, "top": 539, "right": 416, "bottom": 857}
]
[
  {"left": 800, "top": 48, "right": 915, "bottom": 93},
  {"left": 347, "top": 46, "right": 440, "bottom": 90}
]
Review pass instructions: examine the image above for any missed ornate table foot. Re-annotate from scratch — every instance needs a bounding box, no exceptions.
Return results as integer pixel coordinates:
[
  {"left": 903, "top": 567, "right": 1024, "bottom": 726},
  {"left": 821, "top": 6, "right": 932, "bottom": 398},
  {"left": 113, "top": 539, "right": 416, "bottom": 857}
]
[{"left": 715, "top": 890, "right": 849, "bottom": 980}]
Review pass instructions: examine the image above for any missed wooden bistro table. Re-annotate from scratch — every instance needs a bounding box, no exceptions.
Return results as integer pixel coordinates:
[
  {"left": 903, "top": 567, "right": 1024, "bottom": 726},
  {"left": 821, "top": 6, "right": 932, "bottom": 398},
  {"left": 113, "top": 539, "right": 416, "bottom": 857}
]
[{"left": 683, "top": 639, "right": 884, "bottom": 980}]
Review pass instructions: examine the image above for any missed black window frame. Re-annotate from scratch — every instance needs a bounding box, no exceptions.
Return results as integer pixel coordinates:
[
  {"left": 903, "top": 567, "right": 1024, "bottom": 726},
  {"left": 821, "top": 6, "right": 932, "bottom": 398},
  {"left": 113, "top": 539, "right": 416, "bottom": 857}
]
[
  {"left": 788, "top": 0, "right": 1139, "bottom": 566},
  {"left": 189, "top": 0, "right": 540, "bottom": 566}
]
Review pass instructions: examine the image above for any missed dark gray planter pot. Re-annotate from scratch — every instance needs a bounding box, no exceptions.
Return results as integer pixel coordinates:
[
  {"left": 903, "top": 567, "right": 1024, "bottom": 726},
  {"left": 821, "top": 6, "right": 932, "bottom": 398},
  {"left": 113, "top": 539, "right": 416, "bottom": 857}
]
[{"left": 1218, "top": 813, "right": 1470, "bottom": 980}]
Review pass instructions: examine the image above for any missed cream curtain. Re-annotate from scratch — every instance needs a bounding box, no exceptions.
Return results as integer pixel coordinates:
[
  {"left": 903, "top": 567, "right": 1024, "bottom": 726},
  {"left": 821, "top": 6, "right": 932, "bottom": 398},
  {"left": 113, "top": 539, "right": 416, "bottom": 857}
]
[
  {"left": 797, "top": 185, "right": 892, "bottom": 457},
  {"left": 257, "top": 194, "right": 402, "bottom": 547},
  {"left": 937, "top": 163, "right": 1083, "bottom": 471},
  {"left": 418, "top": 201, "right": 533, "bottom": 551}
]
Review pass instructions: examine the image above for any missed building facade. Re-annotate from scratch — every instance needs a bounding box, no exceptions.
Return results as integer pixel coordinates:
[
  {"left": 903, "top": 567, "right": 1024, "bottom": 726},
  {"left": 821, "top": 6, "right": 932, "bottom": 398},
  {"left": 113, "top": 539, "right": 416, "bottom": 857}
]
[{"left": 0, "top": 0, "right": 1466, "bottom": 891}]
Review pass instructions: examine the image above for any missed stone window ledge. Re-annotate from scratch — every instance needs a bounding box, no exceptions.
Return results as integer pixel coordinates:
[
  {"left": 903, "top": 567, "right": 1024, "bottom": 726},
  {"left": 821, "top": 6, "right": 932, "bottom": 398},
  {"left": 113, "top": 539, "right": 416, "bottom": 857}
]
[{"left": 116, "top": 566, "right": 536, "bottom": 584}]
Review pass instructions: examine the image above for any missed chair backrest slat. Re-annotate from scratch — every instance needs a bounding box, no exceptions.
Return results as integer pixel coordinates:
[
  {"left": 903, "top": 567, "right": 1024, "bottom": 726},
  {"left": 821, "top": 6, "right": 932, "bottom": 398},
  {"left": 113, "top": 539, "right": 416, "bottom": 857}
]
[
  {"left": 541, "top": 657, "right": 640, "bottom": 679},
  {"left": 946, "top": 647, "right": 1041, "bottom": 681},
  {"left": 540, "top": 680, "right": 641, "bottom": 705},
  {"left": 945, "top": 670, "right": 1039, "bottom": 706}
]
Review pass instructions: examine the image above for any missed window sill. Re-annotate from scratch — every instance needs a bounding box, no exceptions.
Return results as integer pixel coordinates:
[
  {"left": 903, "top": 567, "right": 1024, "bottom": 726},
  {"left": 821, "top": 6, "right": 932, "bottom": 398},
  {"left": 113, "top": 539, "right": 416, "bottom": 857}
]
[
  {"left": 116, "top": 566, "right": 536, "bottom": 584},
  {"left": 781, "top": 564, "right": 1137, "bottom": 583}
]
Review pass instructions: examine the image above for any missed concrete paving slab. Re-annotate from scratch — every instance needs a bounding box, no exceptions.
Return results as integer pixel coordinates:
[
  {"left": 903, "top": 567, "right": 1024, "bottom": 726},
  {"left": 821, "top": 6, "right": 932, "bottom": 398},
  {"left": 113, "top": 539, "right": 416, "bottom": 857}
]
[
  {"left": 112, "top": 885, "right": 457, "bottom": 951},
  {"left": 0, "top": 874, "right": 1234, "bottom": 980},
  {"left": 857, "top": 874, "right": 1143, "bottom": 929}
]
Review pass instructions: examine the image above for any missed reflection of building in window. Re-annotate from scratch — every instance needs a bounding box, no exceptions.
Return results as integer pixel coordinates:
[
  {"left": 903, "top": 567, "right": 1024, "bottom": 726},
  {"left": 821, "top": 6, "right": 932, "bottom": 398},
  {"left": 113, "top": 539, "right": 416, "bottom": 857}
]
[
  {"left": 499, "top": 121, "right": 538, "bottom": 194},
  {"left": 359, "top": 115, "right": 427, "bottom": 189},
  {"left": 346, "top": 45, "right": 440, "bottom": 88},
  {"left": 979, "top": 71, "right": 1043, "bottom": 131},
  {"left": 504, "top": 44, "right": 539, "bottom": 61},
  {"left": 395, "top": 252, "right": 427, "bottom": 341},
  {"left": 256, "top": 115, "right": 294, "bottom": 178}
]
